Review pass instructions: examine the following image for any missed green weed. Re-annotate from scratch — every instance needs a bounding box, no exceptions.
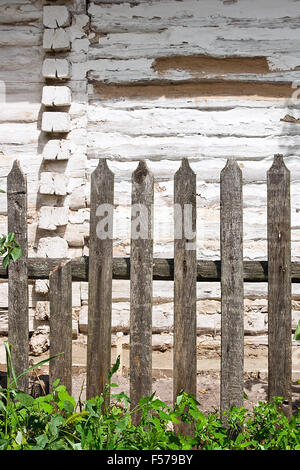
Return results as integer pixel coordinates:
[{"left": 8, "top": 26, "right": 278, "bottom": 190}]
[{"left": 0, "top": 347, "right": 298, "bottom": 450}]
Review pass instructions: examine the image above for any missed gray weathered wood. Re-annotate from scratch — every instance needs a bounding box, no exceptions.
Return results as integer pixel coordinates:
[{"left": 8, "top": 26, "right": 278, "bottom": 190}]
[
  {"left": 267, "top": 154, "right": 292, "bottom": 416},
  {"left": 130, "top": 161, "right": 154, "bottom": 424},
  {"left": 49, "top": 260, "right": 72, "bottom": 394},
  {"left": 7, "top": 160, "right": 29, "bottom": 392},
  {"left": 220, "top": 159, "right": 244, "bottom": 417},
  {"left": 87, "top": 159, "right": 114, "bottom": 400},
  {"left": 1, "top": 257, "right": 300, "bottom": 282},
  {"left": 174, "top": 158, "right": 197, "bottom": 435}
]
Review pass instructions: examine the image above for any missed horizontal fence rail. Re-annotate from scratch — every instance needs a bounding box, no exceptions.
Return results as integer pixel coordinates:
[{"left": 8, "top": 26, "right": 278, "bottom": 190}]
[
  {"left": 1, "top": 258, "right": 300, "bottom": 282},
  {"left": 2, "top": 154, "right": 295, "bottom": 425}
]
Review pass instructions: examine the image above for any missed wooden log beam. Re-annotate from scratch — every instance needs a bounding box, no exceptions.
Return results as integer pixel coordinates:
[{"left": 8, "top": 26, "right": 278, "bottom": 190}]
[{"left": 1, "top": 257, "right": 300, "bottom": 282}]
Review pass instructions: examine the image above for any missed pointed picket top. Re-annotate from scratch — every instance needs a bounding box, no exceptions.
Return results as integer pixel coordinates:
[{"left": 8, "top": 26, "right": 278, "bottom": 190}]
[
  {"left": 132, "top": 160, "right": 152, "bottom": 185},
  {"left": 7, "top": 160, "right": 26, "bottom": 193},
  {"left": 175, "top": 157, "right": 195, "bottom": 178},
  {"left": 268, "top": 154, "right": 290, "bottom": 175},
  {"left": 220, "top": 159, "right": 243, "bottom": 200},
  {"left": 174, "top": 158, "right": 196, "bottom": 212},
  {"left": 92, "top": 158, "right": 114, "bottom": 180},
  {"left": 221, "top": 158, "right": 242, "bottom": 178}
]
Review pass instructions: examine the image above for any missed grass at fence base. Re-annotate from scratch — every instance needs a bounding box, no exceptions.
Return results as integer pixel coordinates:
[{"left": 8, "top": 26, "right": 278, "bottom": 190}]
[{"left": 0, "top": 346, "right": 299, "bottom": 450}]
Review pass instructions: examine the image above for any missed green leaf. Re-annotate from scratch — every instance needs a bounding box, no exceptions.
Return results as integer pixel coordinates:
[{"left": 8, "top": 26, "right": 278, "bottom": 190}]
[
  {"left": 138, "top": 394, "right": 155, "bottom": 407},
  {"left": 51, "top": 414, "right": 66, "bottom": 427},
  {"left": 62, "top": 400, "right": 75, "bottom": 413},
  {"left": 176, "top": 394, "right": 183, "bottom": 406},
  {"left": 39, "top": 402, "right": 53, "bottom": 414},
  {"left": 58, "top": 389, "right": 70, "bottom": 402},
  {"left": 108, "top": 355, "right": 120, "bottom": 380},
  {"left": 189, "top": 408, "right": 201, "bottom": 420},
  {"left": 152, "top": 398, "right": 168, "bottom": 410},
  {"left": 0, "top": 399, "right": 7, "bottom": 414},
  {"left": 53, "top": 378, "right": 60, "bottom": 388},
  {"left": 35, "top": 435, "right": 49, "bottom": 449},
  {"left": 0, "top": 439, "right": 9, "bottom": 450},
  {"left": 7, "top": 232, "right": 15, "bottom": 243},
  {"left": 58, "top": 389, "right": 75, "bottom": 406},
  {"left": 65, "top": 438, "right": 82, "bottom": 450},
  {"left": 66, "top": 411, "right": 89, "bottom": 425},
  {"left": 294, "top": 320, "right": 300, "bottom": 341},
  {"left": 158, "top": 410, "right": 171, "bottom": 421},
  {"left": 169, "top": 413, "right": 180, "bottom": 424},
  {"left": 115, "top": 419, "right": 128, "bottom": 432},
  {"left": 2, "top": 254, "right": 10, "bottom": 269},
  {"left": 10, "top": 247, "right": 22, "bottom": 261},
  {"left": 4, "top": 341, "right": 18, "bottom": 388},
  {"left": 15, "top": 392, "right": 34, "bottom": 407}
]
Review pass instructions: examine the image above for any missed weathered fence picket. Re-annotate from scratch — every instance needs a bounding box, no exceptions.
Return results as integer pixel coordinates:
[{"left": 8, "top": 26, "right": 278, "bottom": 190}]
[
  {"left": 7, "top": 160, "right": 29, "bottom": 392},
  {"left": 267, "top": 155, "right": 292, "bottom": 416},
  {"left": 2, "top": 155, "right": 295, "bottom": 419},
  {"left": 220, "top": 159, "right": 244, "bottom": 416},
  {"left": 130, "top": 161, "right": 154, "bottom": 423},
  {"left": 49, "top": 260, "right": 72, "bottom": 394},
  {"left": 174, "top": 159, "right": 197, "bottom": 434},
  {"left": 87, "top": 159, "right": 114, "bottom": 400}
]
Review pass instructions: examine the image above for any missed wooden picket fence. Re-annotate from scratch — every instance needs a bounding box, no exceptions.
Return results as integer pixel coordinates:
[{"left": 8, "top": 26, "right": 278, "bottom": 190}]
[{"left": 1, "top": 155, "right": 297, "bottom": 424}]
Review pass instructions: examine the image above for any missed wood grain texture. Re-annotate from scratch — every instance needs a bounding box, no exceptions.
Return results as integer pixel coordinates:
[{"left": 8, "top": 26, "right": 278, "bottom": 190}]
[
  {"left": 89, "top": 0, "right": 300, "bottom": 34},
  {"left": 7, "top": 160, "right": 29, "bottom": 392},
  {"left": 88, "top": 106, "right": 300, "bottom": 139},
  {"left": 220, "top": 159, "right": 244, "bottom": 416},
  {"left": 174, "top": 158, "right": 197, "bottom": 435},
  {"left": 86, "top": 159, "right": 114, "bottom": 400},
  {"left": 49, "top": 260, "right": 72, "bottom": 394},
  {"left": 267, "top": 154, "right": 292, "bottom": 415},
  {"left": 87, "top": 0, "right": 300, "bottom": 163},
  {"left": 87, "top": 103, "right": 300, "bottom": 160},
  {"left": 88, "top": 0, "right": 300, "bottom": 86},
  {"left": 130, "top": 161, "right": 154, "bottom": 424},
  {"left": 1, "top": 257, "right": 300, "bottom": 282}
]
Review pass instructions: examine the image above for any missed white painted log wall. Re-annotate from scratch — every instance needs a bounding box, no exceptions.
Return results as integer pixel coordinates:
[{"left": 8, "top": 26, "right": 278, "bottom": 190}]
[{"left": 0, "top": 0, "right": 300, "bottom": 337}]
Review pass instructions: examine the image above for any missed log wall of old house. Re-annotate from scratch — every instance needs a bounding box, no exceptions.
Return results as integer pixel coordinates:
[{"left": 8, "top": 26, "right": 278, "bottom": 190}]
[{"left": 1, "top": 0, "right": 300, "bottom": 348}]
